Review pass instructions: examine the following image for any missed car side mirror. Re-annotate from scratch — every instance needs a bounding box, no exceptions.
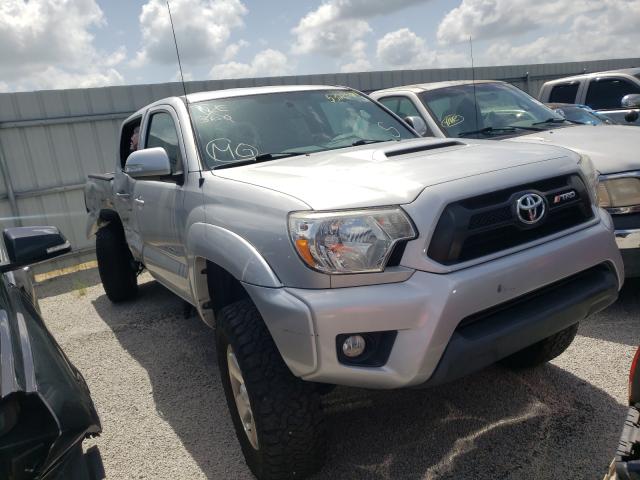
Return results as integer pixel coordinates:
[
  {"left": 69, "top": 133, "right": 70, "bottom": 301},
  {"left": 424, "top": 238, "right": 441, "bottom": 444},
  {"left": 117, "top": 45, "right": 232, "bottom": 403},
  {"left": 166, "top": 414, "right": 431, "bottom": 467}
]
[
  {"left": 403, "top": 116, "right": 428, "bottom": 136},
  {"left": 124, "top": 147, "right": 172, "bottom": 178},
  {"left": 625, "top": 110, "right": 639, "bottom": 123},
  {"left": 553, "top": 108, "right": 566, "bottom": 118},
  {"left": 1, "top": 226, "right": 71, "bottom": 272},
  {"left": 621, "top": 94, "right": 640, "bottom": 108}
]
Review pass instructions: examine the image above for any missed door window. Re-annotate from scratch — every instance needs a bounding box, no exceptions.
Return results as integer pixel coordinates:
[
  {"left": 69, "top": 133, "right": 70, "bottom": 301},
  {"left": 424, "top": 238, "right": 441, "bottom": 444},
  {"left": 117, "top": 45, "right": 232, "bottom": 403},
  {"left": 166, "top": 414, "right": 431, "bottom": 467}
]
[
  {"left": 378, "top": 96, "right": 432, "bottom": 135},
  {"left": 585, "top": 78, "right": 640, "bottom": 110},
  {"left": 145, "top": 112, "right": 184, "bottom": 177},
  {"left": 548, "top": 83, "right": 579, "bottom": 103}
]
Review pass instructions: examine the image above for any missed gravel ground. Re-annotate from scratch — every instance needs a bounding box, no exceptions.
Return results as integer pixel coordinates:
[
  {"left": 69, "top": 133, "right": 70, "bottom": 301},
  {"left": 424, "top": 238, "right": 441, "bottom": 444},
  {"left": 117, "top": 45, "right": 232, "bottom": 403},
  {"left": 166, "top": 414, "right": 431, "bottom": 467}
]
[{"left": 38, "top": 270, "right": 639, "bottom": 480}]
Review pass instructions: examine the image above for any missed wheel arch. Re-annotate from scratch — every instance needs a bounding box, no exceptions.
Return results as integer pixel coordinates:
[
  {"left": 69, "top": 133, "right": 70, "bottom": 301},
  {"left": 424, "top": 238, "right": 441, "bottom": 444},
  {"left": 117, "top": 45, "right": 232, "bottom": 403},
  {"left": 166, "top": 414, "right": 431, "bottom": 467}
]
[
  {"left": 187, "top": 222, "right": 281, "bottom": 328},
  {"left": 86, "top": 208, "right": 123, "bottom": 238}
]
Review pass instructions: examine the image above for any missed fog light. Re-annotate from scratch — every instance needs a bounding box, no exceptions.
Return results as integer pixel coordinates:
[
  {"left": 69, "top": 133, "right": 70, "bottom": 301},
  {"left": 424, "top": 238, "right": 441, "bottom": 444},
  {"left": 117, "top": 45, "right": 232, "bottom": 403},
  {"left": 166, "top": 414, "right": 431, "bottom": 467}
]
[{"left": 342, "top": 335, "right": 366, "bottom": 358}]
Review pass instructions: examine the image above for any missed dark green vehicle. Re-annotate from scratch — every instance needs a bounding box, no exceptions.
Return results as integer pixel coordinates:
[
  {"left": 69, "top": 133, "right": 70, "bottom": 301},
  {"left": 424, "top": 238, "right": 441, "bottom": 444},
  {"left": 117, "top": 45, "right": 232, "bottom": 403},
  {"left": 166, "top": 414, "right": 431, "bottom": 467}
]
[{"left": 0, "top": 226, "right": 103, "bottom": 480}]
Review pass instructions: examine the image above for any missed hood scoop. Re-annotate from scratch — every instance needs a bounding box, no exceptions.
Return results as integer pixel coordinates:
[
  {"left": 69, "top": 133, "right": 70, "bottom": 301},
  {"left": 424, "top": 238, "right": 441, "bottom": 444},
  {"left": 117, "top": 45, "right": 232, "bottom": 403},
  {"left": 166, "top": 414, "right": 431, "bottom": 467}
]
[{"left": 384, "top": 140, "right": 464, "bottom": 158}]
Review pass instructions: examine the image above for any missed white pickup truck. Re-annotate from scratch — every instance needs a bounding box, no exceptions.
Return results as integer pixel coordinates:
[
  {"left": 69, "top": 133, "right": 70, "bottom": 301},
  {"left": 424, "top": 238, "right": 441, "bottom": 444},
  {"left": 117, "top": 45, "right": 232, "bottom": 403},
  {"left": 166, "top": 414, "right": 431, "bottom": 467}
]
[
  {"left": 538, "top": 68, "right": 640, "bottom": 126},
  {"left": 85, "top": 85, "right": 623, "bottom": 480}
]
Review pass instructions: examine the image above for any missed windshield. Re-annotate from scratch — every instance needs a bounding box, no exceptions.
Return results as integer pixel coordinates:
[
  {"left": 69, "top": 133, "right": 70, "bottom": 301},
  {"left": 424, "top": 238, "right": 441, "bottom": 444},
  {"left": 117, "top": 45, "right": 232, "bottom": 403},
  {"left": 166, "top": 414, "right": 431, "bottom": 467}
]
[
  {"left": 419, "top": 82, "right": 569, "bottom": 138},
  {"left": 553, "top": 105, "right": 613, "bottom": 125},
  {"left": 189, "top": 89, "right": 416, "bottom": 169}
]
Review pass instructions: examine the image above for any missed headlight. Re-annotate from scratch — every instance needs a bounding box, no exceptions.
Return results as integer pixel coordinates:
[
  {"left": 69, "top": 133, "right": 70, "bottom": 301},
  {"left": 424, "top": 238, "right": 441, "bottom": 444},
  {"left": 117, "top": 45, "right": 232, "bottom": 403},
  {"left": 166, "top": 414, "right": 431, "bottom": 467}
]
[
  {"left": 288, "top": 208, "right": 416, "bottom": 274},
  {"left": 578, "top": 154, "right": 599, "bottom": 205},
  {"left": 598, "top": 176, "right": 640, "bottom": 208}
]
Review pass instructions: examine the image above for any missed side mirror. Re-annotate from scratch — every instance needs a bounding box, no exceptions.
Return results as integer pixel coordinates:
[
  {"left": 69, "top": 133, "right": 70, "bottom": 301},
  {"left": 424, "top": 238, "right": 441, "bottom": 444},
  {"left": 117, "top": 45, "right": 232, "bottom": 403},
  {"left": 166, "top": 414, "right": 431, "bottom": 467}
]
[
  {"left": 124, "top": 147, "right": 171, "bottom": 178},
  {"left": 1, "top": 226, "right": 71, "bottom": 272},
  {"left": 621, "top": 94, "right": 640, "bottom": 108},
  {"left": 553, "top": 108, "right": 566, "bottom": 118},
  {"left": 625, "top": 110, "right": 639, "bottom": 123},
  {"left": 403, "top": 116, "right": 428, "bottom": 136}
]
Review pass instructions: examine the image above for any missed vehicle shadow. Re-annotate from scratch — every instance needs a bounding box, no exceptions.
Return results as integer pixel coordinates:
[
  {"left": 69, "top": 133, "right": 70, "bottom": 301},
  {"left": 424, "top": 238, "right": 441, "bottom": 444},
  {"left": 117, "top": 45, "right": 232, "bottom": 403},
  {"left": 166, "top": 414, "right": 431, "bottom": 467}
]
[
  {"left": 578, "top": 276, "right": 640, "bottom": 346},
  {"left": 90, "top": 278, "right": 628, "bottom": 480}
]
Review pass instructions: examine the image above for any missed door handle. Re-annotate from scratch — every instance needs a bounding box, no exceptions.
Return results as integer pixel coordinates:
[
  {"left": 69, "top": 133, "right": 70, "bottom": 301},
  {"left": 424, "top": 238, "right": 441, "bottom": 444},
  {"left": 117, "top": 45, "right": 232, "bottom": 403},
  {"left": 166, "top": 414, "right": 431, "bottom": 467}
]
[
  {"left": 116, "top": 192, "right": 130, "bottom": 198},
  {"left": 134, "top": 197, "right": 145, "bottom": 205}
]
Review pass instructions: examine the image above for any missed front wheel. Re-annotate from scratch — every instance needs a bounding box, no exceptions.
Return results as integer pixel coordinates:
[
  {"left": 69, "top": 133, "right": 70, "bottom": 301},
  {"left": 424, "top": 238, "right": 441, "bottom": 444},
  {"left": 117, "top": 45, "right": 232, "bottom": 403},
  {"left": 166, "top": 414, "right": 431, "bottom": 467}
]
[
  {"left": 500, "top": 323, "right": 579, "bottom": 369},
  {"left": 216, "top": 299, "right": 326, "bottom": 480}
]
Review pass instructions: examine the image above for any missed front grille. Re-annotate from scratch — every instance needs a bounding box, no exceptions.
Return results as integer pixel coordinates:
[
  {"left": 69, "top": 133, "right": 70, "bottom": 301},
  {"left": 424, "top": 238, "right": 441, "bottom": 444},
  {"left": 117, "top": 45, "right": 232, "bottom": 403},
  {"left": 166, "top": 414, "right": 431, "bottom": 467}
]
[{"left": 427, "top": 174, "right": 594, "bottom": 265}]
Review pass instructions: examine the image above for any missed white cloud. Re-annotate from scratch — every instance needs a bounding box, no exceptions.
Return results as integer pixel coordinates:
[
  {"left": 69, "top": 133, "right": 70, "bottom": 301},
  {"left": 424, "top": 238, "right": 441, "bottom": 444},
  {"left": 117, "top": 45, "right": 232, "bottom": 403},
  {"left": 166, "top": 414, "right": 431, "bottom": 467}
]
[
  {"left": 340, "top": 56, "right": 372, "bottom": 73},
  {"left": 223, "top": 40, "right": 250, "bottom": 62},
  {"left": 23, "top": 67, "right": 124, "bottom": 91},
  {"left": 210, "top": 49, "right": 292, "bottom": 79},
  {"left": 377, "top": 28, "right": 467, "bottom": 69},
  {"left": 377, "top": 28, "right": 430, "bottom": 66},
  {"left": 134, "top": 0, "right": 248, "bottom": 66},
  {"left": 460, "top": 0, "right": 640, "bottom": 65},
  {"left": 434, "top": 0, "right": 640, "bottom": 67},
  {"left": 437, "top": 0, "right": 601, "bottom": 45},
  {"left": 0, "top": 0, "right": 126, "bottom": 91},
  {"left": 291, "top": 0, "right": 431, "bottom": 71}
]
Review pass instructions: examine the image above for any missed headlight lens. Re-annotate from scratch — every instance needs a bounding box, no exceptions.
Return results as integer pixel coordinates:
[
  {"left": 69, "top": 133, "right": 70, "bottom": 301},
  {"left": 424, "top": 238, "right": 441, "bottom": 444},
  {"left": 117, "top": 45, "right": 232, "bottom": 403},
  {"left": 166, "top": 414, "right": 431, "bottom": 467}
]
[
  {"left": 578, "top": 154, "right": 599, "bottom": 205},
  {"left": 288, "top": 208, "right": 416, "bottom": 274},
  {"left": 598, "top": 177, "right": 640, "bottom": 208}
]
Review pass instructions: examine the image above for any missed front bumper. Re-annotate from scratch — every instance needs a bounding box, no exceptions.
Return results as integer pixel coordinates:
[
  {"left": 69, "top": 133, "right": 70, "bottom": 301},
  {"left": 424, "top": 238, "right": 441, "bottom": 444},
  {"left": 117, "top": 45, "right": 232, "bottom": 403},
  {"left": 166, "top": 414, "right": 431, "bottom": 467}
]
[
  {"left": 246, "top": 219, "right": 623, "bottom": 389},
  {"left": 612, "top": 214, "right": 640, "bottom": 277}
]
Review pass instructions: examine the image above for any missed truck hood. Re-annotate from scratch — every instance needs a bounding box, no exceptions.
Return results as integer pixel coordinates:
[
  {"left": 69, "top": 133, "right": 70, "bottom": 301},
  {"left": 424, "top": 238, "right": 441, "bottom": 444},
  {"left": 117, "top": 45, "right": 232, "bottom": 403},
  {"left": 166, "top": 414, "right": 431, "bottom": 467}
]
[
  {"left": 504, "top": 125, "right": 640, "bottom": 175},
  {"left": 213, "top": 138, "right": 574, "bottom": 210}
]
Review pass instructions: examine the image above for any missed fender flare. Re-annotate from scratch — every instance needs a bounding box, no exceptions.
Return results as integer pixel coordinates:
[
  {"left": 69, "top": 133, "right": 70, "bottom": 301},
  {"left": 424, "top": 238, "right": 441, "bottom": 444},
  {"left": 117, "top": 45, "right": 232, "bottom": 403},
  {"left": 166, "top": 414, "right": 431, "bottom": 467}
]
[{"left": 187, "top": 223, "right": 281, "bottom": 289}]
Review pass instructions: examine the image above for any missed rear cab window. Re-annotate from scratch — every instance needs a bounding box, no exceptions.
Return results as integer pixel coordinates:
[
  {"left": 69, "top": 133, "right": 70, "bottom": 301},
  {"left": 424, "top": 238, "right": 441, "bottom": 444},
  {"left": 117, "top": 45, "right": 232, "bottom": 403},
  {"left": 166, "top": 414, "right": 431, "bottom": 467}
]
[{"left": 548, "top": 83, "right": 579, "bottom": 103}]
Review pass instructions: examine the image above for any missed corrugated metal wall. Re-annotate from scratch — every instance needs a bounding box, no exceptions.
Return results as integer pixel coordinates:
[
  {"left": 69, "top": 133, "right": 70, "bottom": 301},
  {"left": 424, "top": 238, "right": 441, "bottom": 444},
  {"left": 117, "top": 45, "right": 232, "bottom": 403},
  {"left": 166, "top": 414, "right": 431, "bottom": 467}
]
[{"left": 1, "top": 57, "right": 638, "bottom": 271}]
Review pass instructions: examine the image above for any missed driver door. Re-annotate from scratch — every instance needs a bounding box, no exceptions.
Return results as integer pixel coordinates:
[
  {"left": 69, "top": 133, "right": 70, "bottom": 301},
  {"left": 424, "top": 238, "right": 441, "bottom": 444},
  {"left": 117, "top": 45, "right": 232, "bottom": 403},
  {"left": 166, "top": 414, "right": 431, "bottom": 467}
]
[{"left": 132, "top": 106, "right": 190, "bottom": 298}]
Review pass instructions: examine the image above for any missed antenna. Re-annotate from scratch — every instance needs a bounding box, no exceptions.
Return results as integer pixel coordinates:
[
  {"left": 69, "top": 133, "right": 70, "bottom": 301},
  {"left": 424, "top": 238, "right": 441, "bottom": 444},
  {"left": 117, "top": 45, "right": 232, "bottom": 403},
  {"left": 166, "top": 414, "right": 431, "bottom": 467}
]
[
  {"left": 469, "top": 36, "right": 480, "bottom": 133},
  {"left": 167, "top": 1, "right": 188, "bottom": 99},
  {"left": 166, "top": 1, "right": 205, "bottom": 186}
]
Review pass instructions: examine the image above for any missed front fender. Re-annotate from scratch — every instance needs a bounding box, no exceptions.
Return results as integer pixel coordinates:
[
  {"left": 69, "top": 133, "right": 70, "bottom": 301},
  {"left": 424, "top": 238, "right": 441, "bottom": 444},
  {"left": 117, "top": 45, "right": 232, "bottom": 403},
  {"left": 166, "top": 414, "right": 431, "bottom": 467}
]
[{"left": 187, "top": 223, "right": 281, "bottom": 288}]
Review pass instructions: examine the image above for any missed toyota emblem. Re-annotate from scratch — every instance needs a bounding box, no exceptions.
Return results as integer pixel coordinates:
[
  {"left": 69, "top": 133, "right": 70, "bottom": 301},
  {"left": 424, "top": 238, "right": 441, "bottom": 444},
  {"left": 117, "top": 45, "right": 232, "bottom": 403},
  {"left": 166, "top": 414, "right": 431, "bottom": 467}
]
[{"left": 516, "top": 192, "right": 546, "bottom": 225}]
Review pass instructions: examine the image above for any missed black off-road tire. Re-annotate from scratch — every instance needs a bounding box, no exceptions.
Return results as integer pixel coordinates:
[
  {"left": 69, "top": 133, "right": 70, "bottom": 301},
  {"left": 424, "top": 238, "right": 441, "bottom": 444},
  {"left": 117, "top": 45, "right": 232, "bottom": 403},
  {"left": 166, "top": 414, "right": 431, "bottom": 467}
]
[
  {"left": 216, "top": 299, "right": 326, "bottom": 480},
  {"left": 96, "top": 224, "right": 138, "bottom": 302},
  {"left": 500, "top": 323, "right": 579, "bottom": 369}
]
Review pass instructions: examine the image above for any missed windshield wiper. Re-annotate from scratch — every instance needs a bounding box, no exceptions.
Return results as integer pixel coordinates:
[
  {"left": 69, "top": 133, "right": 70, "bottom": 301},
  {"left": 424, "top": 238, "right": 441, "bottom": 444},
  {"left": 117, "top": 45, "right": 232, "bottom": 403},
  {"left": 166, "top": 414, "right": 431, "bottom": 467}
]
[
  {"left": 213, "top": 152, "right": 306, "bottom": 170},
  {"left": 351, "top": 139, "right": 394, "bottom": 146},
  {"left": 458, "top": 125, "right": 542, "bottom": 137},
  {"left": 532, "top": 117, "right": 568, "bottom": 126}
]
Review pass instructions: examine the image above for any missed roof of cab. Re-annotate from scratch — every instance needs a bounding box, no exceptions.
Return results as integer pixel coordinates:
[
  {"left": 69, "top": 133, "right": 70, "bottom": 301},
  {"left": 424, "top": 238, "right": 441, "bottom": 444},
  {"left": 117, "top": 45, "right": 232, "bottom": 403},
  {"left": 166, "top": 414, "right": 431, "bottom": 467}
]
[
  {"left": 122, "top": 84, "right": 350, "bottom": 125},
  {"left": 372, "top": 80, "right": 505, "bottom": 95},
  {"left": 542, "top": 67, "right": 640, "bottom": 85}
]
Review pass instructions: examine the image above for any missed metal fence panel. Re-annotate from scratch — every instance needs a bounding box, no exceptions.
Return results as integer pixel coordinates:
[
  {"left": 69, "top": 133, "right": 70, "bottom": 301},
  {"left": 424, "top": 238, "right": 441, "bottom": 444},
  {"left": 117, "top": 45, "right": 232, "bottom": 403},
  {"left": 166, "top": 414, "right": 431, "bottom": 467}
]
[{"left": 0, "top": 57, "right": 638, "bottom": 272}]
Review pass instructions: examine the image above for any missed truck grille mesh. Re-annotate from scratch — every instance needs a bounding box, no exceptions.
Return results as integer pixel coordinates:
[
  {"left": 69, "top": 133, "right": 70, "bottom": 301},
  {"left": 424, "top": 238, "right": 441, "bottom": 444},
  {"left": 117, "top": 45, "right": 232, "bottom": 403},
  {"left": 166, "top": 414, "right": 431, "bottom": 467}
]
[{"left": 427, "top": 174, "right": 594, "bottom": 265}]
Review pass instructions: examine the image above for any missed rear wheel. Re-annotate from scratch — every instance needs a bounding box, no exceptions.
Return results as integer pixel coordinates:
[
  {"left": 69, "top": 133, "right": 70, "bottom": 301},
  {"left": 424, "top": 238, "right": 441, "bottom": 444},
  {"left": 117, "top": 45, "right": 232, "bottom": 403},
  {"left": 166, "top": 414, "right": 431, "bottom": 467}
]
[
  {"left": 500, "top": 323, "right": 579, "bottom": 368},
  {"left": 216, "top": 299, "right": 326, "bottom": 480},
  {"left": 96, "top": 224, "right": 138, "bottom": 302}
]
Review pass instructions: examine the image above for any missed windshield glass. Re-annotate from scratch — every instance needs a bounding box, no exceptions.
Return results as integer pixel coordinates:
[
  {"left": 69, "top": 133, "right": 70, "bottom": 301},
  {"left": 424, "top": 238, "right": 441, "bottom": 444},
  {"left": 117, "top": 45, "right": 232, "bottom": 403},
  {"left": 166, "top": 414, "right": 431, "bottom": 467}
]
[
  {"left": 419, "top": 82, "right": 569, "bottom": 138},
  {"left": 553, "top": 105, "right": 612, "bottom": 125},
  {"left": 189, "top": 89, "right": 416, "bottom": 169}
]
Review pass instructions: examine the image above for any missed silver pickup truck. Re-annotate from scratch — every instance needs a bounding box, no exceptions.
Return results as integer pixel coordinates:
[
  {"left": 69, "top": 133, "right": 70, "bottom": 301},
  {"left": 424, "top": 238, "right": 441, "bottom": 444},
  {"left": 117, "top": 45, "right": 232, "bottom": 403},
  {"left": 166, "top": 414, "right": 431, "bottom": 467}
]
[
  {"left": 538, "top": 68, "right": 640, "bottom": 127},
  {"left": 85, "top": 85, "right": 623, "bottom": 480}
]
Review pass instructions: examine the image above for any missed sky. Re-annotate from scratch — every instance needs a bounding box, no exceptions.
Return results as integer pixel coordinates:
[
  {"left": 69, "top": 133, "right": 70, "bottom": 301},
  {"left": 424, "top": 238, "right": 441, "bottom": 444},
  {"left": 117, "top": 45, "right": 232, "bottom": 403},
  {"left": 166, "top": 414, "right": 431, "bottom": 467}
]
[{"left": 1, "top": 0, "right": 639, "bottom": 93}]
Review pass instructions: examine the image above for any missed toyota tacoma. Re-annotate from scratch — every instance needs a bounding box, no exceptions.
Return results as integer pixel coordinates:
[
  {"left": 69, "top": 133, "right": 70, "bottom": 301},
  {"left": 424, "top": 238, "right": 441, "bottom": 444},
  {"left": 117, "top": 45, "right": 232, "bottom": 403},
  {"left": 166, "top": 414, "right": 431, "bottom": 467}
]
[{"left": 85, "top": 85, "right": 623, "bottom": 479}]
